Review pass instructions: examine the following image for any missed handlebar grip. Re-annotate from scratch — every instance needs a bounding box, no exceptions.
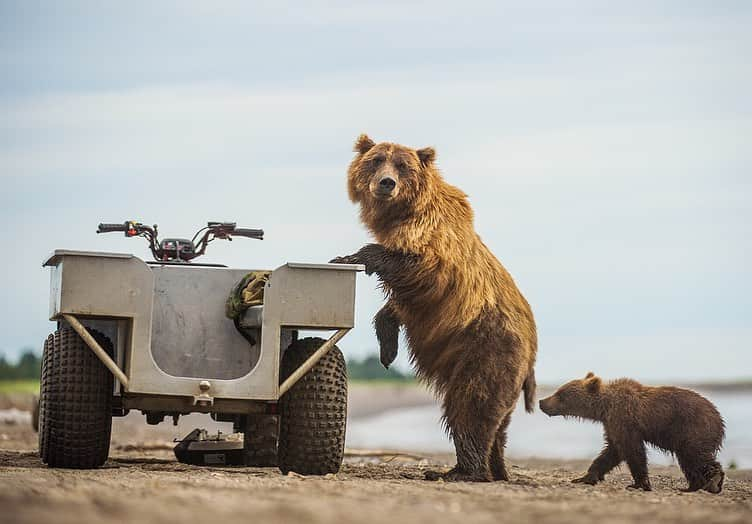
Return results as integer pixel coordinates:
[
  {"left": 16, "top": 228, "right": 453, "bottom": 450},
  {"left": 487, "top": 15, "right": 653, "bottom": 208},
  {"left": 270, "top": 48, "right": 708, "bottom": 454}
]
[
  {"left": 233, "top": 228, "right": 264, "bottom": 240},
  {"left": 97, "top": 223, "right": 128, "bottom": 233}
]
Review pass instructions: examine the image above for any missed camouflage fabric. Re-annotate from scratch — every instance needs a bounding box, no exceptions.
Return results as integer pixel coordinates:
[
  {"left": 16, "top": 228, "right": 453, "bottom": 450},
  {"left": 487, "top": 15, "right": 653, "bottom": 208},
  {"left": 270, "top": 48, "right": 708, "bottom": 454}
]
[{"left": 225, "top": 271, "right": 271, "bottom": 320}]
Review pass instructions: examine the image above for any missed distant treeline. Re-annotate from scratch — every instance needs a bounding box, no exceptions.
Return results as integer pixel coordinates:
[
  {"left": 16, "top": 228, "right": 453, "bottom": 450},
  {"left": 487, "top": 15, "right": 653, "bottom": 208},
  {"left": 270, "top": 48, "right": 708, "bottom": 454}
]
[
  {"left": 347, "top": 355, "right": 413, "bottom": 382},
  {"left": 0, "top": 350, "right": 41, "bottom": 380},
  {"left": 1, "top": 350, "right": 410, "bottom": 383}
]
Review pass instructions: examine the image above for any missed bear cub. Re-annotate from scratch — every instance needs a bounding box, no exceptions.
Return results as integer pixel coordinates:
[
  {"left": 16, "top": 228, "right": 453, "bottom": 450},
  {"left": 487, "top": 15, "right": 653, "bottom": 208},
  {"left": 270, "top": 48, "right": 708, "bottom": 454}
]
[{"left": 539, "top": 372, "right": 725, "bottom": 493}]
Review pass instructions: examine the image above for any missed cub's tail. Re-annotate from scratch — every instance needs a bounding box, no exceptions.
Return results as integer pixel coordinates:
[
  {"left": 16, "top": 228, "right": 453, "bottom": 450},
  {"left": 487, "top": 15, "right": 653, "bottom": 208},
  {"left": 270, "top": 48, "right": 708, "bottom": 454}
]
[{"left": 523, "top": 369, "right": 536, "bottom": 414}]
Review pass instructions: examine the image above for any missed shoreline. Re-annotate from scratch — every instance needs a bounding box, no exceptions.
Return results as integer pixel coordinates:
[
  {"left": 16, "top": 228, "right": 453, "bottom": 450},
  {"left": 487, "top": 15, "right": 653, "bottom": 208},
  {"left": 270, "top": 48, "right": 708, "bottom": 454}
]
[
  {"left": 2, "top": 380, "right": 750, "bottom": 417},
  {"left": 348, "top": 382, "right": 435, "bottom": 419}
]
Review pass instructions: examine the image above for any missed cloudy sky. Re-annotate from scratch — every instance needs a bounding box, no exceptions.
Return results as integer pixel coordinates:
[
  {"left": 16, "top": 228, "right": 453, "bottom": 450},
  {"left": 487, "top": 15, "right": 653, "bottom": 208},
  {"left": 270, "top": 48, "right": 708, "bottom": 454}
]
[{"left": 1, "top": 1, "right": 749, "bottom": 383}]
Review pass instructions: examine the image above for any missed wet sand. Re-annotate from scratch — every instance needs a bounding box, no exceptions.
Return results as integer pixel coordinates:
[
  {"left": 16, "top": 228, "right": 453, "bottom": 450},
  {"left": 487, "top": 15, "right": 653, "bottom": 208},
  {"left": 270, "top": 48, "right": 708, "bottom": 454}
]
[{"left": 1, "top": 384, "right": 751, "bottom": 524}]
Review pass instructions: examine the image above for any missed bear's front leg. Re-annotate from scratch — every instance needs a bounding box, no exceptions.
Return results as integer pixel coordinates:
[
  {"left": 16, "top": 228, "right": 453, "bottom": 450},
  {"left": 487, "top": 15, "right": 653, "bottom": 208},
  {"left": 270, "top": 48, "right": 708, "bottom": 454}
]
[
  {"left": 330, "top": 243, "right": 388, "bottom": 275},
  {"left": 374, "top": 301, "right": 400, "bottom": 369},
  {"left": 331, "top": 244, "right": 421, "bottom": 284},
  {"left": 618, "top": 435, "right": 652, "bottom": 491},
  {"left": 329, "top": 253, "right": 362, "bottom": 266},
  {"left": 573, "top": 438, "right": 621, "bottom": 485}
]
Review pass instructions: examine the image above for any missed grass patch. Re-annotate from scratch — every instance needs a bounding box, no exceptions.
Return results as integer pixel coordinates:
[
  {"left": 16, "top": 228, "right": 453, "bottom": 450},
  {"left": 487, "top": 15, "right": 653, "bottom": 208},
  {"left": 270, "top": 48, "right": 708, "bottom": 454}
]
[{"left": 0, "top": 379, "right": 39, "bottom": 395}]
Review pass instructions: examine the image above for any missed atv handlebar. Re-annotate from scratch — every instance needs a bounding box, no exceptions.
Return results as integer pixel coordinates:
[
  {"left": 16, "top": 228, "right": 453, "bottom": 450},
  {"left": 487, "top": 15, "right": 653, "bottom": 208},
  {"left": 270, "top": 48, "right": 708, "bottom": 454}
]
[
  {"left": 96, "top": 220, "right": 263, "bottom": 262},
  {"left": 97, "top": 223, "right": 128, "bottom": 233},
  {"left": 232, "top": 228, "right": 264, "bottom": 240}
]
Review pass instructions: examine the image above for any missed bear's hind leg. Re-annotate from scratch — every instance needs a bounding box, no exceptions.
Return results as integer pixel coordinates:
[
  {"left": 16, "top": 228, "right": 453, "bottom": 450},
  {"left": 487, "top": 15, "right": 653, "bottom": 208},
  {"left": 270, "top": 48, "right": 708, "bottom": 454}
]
[
  {"left": 423, "top": 316, "right": 526, "bottom": 483},
  {"left": 426, "top": 420, "right": 498, "bottom": 482},
  {"left": 490, "top": 412, "right": 512, "bottom": 481},
  {"left": 425, "top": 368, "right": 511, "bottom": 482},
  {"left": 701, "top": 460, "right": 725, "bottom": 494},
  {"left": 423, "top": 393, "right": 503, "bottom": 482},
  {"left": 677, "top": 452, "right": 705, "bottom": 492},
  {"left": 678, "top": 452, "right": 724, "bottom": 494},
  {"left": 618, "top": 435, "right": 651, "bottom": 491}
]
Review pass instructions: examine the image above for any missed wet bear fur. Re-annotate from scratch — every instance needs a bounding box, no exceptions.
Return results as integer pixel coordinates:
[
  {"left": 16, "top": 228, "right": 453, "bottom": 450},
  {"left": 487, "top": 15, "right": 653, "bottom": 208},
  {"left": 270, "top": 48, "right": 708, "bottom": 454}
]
[
  {"left": 539, "top": 372, "right": 725, "bottom": 493},
  {"left": 332, "top": 134, "right": 538, "bottom": 482}
]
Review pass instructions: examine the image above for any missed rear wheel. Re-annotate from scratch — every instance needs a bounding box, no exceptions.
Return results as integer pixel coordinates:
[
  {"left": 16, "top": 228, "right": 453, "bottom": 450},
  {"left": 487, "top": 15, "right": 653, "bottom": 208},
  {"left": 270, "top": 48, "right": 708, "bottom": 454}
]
[
  {"left": 277, "top": 337, "right": 347, "bottom": 475},
  {"left": 244, "top": 414, "right": 279, "bottom": 467},
  {"left": 39, "top": 326, "right": 114, "bottom": 468}
]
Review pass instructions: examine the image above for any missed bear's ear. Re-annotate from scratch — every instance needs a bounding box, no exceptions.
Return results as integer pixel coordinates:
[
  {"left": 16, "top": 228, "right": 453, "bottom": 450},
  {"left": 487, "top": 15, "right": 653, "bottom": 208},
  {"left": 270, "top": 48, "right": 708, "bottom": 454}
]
[
  {"left": 354, "top": 134, "right": 375, "bottom": 155},
  {"left": 416, "top": 147, "right": 436, "bottom": 167},
  {"left": 585, "top": 371, "right": 595, "bottom": 379},
  {"left": 585, "top": 376, "right": 602, "bottom": 393}
]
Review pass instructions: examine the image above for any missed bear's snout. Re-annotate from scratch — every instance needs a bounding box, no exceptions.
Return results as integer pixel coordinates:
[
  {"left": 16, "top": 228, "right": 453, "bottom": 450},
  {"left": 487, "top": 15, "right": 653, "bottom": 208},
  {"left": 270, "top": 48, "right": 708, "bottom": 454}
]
[
  {"left": 378, "top": 176, "right": 397, "bottom": 193},
  {"left": 539, "top": 397, "right": 556, "bottom": 416}
]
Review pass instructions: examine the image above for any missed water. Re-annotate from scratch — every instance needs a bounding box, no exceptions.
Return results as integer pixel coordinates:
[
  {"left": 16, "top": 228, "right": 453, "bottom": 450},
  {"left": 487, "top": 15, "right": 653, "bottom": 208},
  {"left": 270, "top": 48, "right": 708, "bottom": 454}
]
[{"left": 347, "top": 390, "right": 752, "bottom": 468}]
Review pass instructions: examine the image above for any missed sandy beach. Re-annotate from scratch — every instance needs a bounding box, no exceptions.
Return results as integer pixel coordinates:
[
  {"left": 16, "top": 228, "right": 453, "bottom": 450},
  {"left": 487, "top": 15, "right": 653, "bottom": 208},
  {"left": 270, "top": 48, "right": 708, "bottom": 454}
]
[{"left": 1, "top": 384, "right": 750, "bottom": 524}]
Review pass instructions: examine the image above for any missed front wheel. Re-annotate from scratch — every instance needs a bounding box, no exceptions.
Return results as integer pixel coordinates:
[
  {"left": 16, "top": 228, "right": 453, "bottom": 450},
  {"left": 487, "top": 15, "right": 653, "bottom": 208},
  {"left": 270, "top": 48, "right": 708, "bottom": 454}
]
[
  {"left": 39, "top": 326, "right": 114, "bottom": 468},
  {"left": 277, "top": 337, "right": 348, "bottom": 475}
]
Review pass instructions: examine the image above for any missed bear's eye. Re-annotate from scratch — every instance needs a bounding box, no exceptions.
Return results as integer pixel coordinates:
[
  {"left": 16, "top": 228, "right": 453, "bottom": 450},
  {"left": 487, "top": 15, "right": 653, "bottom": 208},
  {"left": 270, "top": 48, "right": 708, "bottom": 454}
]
[
  {"left": 394, "top": 159, "right": 407, "bottom": 170},
  {"left": 371, "top": 154, "right": 386, "bottom": 165}
]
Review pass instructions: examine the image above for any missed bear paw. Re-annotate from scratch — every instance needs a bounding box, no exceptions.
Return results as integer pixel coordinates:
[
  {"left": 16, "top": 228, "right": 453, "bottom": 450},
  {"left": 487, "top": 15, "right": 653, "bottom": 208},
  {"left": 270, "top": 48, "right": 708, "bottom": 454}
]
[
  {"left": 702, "top": 471, "right": 724, "bottom": 494},
  {"left": 626, "top": 480, "right": 652, "bottom": 491},
  {"left": 379, "top": 343, "right": 398, "bottom": 369},
  {"left": 425, "top": 467, "right": 491, "bottom": 483},
  {"left": 329, "top": 255, "right": 359, "bottom": 265},
  {"left": 571, "top": 473, "right": 600, "bottom": 485}
]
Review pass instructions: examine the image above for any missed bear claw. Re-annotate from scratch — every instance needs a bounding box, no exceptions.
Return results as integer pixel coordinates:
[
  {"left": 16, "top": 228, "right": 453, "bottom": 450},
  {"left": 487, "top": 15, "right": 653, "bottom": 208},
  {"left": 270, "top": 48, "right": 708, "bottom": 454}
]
[
  {"left": 329, "top": 255, "right": 357, "bottom": 265},
  {"left": 572, "top": 473, "right": 599, "bottom": 485}
]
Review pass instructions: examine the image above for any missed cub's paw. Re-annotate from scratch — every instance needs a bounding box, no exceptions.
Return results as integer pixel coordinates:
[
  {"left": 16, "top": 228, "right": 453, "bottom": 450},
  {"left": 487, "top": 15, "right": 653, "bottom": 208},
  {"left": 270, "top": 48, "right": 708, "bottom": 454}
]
[
  {"left": 424, "top": 469, "right": 446, "bottom": 481},
  {"left": 626, "top": 480, "right": 652, "bottom": 491},
  {"left": 571, "top": 473, "right": 599, "bottom": 485},
  {"left": 703, "top": 471, "right": 724, "bottom": 494}
]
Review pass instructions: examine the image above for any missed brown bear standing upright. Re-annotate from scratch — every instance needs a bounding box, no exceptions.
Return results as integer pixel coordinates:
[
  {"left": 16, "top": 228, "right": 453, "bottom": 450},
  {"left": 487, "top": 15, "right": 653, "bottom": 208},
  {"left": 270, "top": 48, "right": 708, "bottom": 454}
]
[
  {"left": 539, "top": 373, "right": 726, "bottom": 493},
  {"left": 331, "top": 134, "right": 537, "bottom": 482}
]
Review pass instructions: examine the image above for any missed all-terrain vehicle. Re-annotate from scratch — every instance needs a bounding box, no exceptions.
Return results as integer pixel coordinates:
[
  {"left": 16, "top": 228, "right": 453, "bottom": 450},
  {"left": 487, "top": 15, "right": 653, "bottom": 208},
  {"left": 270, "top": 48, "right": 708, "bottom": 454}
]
[{"left": 39, "top": 220, "right": 363, "bottom": 474}]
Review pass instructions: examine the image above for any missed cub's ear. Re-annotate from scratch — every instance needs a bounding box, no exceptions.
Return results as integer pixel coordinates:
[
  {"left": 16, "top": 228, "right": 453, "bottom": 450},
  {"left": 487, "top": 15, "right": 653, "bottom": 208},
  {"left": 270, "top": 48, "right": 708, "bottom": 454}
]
[
  {"left": 585, "top": 371, "right": 595, "bottom": 379},
  {"left": 585, "top": 376, "right": 602, "bottom": 393},
  {"left": 416, "top": 147, "right": 436, "bottom": 166},
  {"left": 354, "top": 134, "right": 375, "bottom": 154}
]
